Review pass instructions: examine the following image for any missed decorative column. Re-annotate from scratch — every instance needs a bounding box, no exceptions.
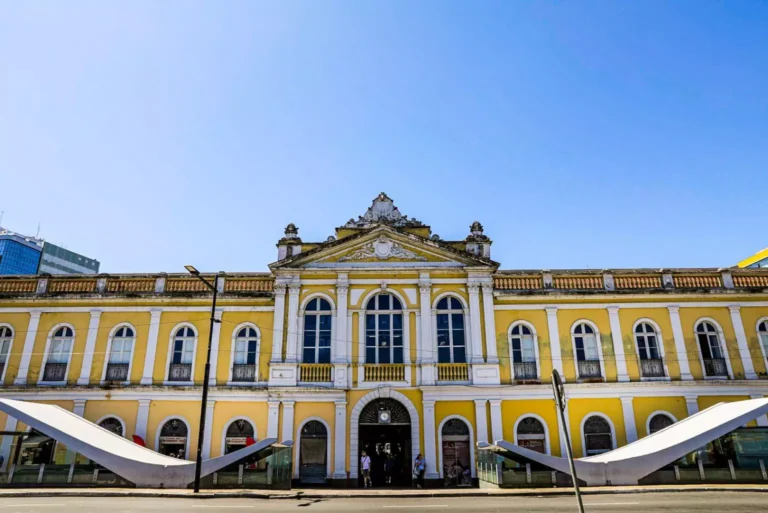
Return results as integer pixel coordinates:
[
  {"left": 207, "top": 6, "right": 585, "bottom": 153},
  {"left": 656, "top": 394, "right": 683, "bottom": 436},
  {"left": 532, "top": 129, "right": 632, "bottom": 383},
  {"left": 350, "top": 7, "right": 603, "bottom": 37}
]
[
  {"left": 545, "top": 307, "right": 564, "bottom": 378},
  {"left": 270, "top": 283, "right": 287, "bottom": 362},
  {"left": 334, "top": 276, "right": 349, "bottom": 387},
  {"left": 135, "top": 399, "right": 151, "bottom": 443},
  {"left": 481, "top": 280, "right": 499, "bottom": 364},
  {"left": 140, "top": 309, "right": 162, "bottom": 385},
  {"left": 620, "top": 397, "right": 638, "bottom": 444},
  {"left": 332, "top": 400, "right": 347, "bottom": 480},
  {"left": 77, "top": 309, "right": 102, "bottom": 385},
  {"left": 729, "top": 306, "right": 758, "bottom": 379},
  {"left": 556, "top": 398, "right": 570, "bottom": 457},
  {"left": 668, "top": 306, "right": 694, "bottom": 381},
  {"left": 474, "top": 400, "right": 489, "bottom": 444},
  {"left": 207, "top": 308, "right": 224, "bottom": 386},
  {"left": 73, "top": 399, "right": 86, "bottom": 417},
  {"left": 685, "top": 395, "right": 699, "bottom": 417},
  {"left": 0, "top": 416, "right": 18, "bottom": 471},
  {"left": 607, "top": 306, "right": 629, "bottom": 382},
  {"left": 14, "top": 309, "right": 42, "bottom": 385},
  {"left": 285, "top": 283, "right": 301, "bottom": 363},
  {"left": 422, "top": 400, "right": 439, "bottom": 480},
  {"left": 489, "top": 399, "right": 503, "bottom": 443},
  {"left": 751, "top": 394, "right": 768, "bottom": 427},
  {"left": 467, "top": 283, "right": 484, "bottom": 364},
  {"left": 281, "top": 401, "right": 295, "bottom": 443},
  {"left": 267, "top": 401, "right": 280, "bottom": 439},
  {"left": 202, "top": 400, "right": 215, "bottom": 459},
  {"left": 419, "top": 274, "right": 436, "bottom": 385}
]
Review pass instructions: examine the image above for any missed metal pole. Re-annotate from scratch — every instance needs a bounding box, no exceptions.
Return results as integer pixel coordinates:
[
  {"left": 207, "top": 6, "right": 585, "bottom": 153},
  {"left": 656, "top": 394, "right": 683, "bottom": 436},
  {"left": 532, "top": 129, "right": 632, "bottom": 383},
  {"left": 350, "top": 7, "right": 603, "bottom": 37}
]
[
  {"left": 552, "top": 370, "right": 585, "bottom": 513},
  {"left": 193, "top": 273, "right": 219, "bottom": 493}
]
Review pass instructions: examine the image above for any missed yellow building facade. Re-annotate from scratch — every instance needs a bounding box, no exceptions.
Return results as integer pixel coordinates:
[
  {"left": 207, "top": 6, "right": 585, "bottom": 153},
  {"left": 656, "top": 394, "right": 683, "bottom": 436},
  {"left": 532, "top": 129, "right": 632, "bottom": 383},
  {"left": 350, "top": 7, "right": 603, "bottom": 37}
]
[{"left": 1, "top": 193, "right": 768, "bottom": 487}]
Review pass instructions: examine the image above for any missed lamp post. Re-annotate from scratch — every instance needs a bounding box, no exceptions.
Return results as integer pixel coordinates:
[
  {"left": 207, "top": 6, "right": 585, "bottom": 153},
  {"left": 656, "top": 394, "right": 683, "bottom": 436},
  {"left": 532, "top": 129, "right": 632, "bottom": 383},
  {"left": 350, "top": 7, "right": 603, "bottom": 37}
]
[
  {"left": 552, "top": 369, "right": 584, "bottom": 513},
  {"left": 185, "top": 265, "right": 220, "bottom": 494}
]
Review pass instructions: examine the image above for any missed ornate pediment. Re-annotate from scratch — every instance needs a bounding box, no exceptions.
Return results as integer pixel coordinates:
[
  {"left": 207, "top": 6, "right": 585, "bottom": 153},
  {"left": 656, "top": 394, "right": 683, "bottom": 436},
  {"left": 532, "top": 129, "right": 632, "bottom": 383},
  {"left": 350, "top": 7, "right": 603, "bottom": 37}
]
[
  {"left": 338, "top": 235, "right": 427, "bottom": 262},
  {"left": 342, "top": 192, "right": 424, "bottom": 229}
]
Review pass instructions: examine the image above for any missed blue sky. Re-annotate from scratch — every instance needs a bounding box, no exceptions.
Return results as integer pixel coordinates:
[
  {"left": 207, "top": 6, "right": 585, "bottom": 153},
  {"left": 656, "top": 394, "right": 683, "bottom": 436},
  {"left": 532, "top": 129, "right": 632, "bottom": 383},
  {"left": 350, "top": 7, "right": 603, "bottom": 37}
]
[{"left": 1, "top": 1, "right": 766, "bottom": 273}]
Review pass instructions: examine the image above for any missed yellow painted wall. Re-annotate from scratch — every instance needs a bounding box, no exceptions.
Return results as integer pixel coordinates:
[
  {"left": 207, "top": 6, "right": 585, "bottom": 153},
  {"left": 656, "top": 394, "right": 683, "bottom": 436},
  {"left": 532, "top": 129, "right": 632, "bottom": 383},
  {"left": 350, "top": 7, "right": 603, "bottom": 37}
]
[
  {"left": 83, "top": 400, "right": 139, "bottom": 438},
  {"left": 631, "top": 397, "right": 688, "bottom": 438},
  {"left": 739, "top": 306, "right": 768, "bottom": 376},
  {"left": 0, "top": 312, "right": 31, "bottom": 385}
]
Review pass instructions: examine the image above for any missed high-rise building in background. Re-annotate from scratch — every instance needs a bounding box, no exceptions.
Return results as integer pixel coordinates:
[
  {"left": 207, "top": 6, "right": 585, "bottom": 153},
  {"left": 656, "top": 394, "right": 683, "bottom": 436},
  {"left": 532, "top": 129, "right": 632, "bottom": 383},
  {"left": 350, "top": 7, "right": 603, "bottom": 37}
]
[{"left": 0, "top": 226, "right": 99, "bottom": 275}]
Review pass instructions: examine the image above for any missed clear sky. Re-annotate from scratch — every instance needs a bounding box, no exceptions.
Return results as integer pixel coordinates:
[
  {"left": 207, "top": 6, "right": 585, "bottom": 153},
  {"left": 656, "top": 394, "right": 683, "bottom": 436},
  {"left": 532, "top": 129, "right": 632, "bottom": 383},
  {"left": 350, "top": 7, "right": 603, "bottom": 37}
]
[{"left": 1, "top": 1, "right": 766, "bottom": 273}]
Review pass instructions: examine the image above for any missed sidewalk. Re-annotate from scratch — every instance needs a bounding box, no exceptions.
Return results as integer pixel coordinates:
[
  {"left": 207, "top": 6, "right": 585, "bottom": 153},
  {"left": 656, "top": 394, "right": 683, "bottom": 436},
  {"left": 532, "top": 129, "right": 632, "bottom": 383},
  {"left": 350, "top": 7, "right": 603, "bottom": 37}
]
[{"left": 0, "top": 484, "right": 767, "bottom": 499}]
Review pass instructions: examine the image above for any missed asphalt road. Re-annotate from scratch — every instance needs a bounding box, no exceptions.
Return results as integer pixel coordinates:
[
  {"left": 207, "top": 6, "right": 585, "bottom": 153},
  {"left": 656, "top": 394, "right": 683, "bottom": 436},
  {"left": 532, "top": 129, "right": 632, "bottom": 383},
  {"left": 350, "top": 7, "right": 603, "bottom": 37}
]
[{"left": 0, "top": 493, "right": 762, "bottom": 512}]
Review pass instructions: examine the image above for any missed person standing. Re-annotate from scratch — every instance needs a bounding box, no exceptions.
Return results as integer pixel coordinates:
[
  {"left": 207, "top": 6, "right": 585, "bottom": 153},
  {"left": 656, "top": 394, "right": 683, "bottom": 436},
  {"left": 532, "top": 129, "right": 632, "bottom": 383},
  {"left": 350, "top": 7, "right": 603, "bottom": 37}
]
[
  {"left": 413, "top": 453, "right": 425, "bottom": 489},
  {"left": 361, "top": 450, "right": 372, "bottom": 488},
  {"left": 384, "top": 452, "right": 395, "bottom": 485}
]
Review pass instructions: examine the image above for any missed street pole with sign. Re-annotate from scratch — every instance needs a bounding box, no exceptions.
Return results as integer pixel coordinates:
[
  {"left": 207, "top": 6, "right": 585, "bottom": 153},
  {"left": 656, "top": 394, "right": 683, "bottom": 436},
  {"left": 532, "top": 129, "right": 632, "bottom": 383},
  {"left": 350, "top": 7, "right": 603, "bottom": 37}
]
[{"left": 552, "top": 369, "right": 585, "bottom": 513}]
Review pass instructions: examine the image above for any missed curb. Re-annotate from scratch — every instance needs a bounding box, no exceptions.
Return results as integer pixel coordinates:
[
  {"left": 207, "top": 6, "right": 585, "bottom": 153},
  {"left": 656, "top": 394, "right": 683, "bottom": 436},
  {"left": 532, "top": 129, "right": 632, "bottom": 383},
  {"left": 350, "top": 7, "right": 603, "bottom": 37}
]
[{"left": 0, "top": 486, "right": 768, "bottom": 499}]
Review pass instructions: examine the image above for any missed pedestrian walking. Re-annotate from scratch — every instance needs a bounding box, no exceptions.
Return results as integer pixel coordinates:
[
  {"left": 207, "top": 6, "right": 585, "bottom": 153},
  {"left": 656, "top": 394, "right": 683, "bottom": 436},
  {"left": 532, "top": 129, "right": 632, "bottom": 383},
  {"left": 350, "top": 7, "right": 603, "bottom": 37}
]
[
  {"left": 413, "top": 453, "right": 425, "bottom": 489},
  {"left": 361, "top": 450, "right": 372, "bottom": 488}
]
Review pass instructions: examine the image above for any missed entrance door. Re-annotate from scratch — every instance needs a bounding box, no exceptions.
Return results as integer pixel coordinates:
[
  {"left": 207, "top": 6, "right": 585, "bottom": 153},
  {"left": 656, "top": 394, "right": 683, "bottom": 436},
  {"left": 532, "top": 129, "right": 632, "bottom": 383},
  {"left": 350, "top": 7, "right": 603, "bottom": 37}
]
[
  {"left": 299, "top": 421, "right": 328, "bottom": 485},
  {"left": 441, "top": 419, "right": 471, "bottom": 487},
  {"left": 158, "top": 419, "right": 188, "bottom": 459},
  {"left": 358, "top": 399, "right": 412, "bottom": 487}
]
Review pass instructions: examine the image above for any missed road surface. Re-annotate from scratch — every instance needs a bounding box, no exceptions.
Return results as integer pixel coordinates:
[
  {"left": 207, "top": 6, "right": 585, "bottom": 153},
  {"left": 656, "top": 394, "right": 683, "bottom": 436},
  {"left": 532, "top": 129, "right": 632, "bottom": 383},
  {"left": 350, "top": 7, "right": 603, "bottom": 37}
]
[{"left": 0, "top": 493, "right": 762, "bottom": 512}]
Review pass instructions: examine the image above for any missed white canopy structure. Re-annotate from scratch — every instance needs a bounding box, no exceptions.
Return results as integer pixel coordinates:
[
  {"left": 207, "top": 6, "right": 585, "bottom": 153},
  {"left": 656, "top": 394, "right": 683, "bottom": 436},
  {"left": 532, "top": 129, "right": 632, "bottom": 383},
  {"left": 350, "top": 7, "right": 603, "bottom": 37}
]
[
  {"left": 0, "top": 398, "right": 282, "bottom": 488},
  {"left": 483, "top": 398, "right": 768, "bottom": 486}
]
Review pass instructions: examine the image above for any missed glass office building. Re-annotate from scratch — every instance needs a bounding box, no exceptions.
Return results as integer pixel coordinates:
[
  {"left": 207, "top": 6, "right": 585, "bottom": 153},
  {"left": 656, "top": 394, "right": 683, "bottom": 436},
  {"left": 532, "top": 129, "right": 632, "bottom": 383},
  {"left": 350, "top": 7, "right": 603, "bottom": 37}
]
[
  {"left": 0, "top": 228, "right": 99, "bottom": 275},
  {"left": 0, "top": 234, "right": 43, "bottom": 275}
]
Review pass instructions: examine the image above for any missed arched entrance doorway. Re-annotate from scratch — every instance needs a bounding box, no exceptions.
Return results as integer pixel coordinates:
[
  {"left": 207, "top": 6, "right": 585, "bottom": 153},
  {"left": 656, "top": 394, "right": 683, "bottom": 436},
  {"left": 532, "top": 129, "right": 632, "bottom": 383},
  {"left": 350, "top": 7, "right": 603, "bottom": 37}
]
[
  {"left": 298, "top": 420, "right": 328, "bottom": 485},
  {"left": 516, "top": 417, "right": 546, "bottom": 453},
  {"left": 358, "top": 398, "right": 411, "bottom": 487},
  {"left": 158, "top": 419, "right": 188, "bottom": 458},
  {"left": 440, "top": 418, "right": 472, "bottom": 487}
]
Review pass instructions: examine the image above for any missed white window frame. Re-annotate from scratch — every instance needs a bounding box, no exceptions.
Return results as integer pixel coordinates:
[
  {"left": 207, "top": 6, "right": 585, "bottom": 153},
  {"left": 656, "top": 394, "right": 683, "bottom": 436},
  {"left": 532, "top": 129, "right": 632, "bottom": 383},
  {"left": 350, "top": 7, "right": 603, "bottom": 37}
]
[
  {"left": 164, "top": 323, "right": 198, "bottom": 385},
  {"left": 227, "top": 322, "right": 261, "bottom": 385},
  {"left": 101, "top": 323, "right": 137, "bottom": 385},
  {"left": 95, "top": 414, "right": 127, "bottom": 438},
  {"left": 38, "top": 323, "right": 76, "bottom": 386},
  {"left": 756, "top": 318, "right": 768, "bottom": 365},
  {"left": 434, "top": 295, "right": 468, "bottom": 365},
  {"left": 507, "top": 321, "right": 541, "bottom": 380},
  {"left": 645, "top": 411, "right": 677, "bottom": 437},
  {"left": 580, "top": 412, "right": 616, "bottom": 457},
  {"left": 570, "top": 320, "right": 605, "bottom": 380},
  {"left": 300, "top": 296, "right": 334, "bottom": 364},
  {"left": 631, "top": 319, "right": 670, "bottom": 381},
  {"left": 0, "top": 323, "right": 14, "bottom": 384},
  {"left": 364, "top": 293, "right": 405, "bottom": 365},
  {"left": 513, "top": 414, "right": 550, "bottom": 455},
  {"left": 694, "top": 318, "right": 733, "bottom": 379}
]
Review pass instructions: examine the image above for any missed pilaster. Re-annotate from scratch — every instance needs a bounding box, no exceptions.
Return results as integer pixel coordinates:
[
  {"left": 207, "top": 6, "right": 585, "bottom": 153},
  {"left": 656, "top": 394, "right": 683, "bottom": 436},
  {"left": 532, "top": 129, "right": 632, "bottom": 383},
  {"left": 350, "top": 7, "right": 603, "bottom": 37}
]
[
  {"left": 474, "top": 400, "right": 489, "bottom": 444},
  {"left": 140, "top": 309, "right": 162, "bottom": 385},
  {"left": 467, "top": 282, "right": 484, "bottom": 364},
  {"left": 77, "top": 310, "right": 102, "bottom": 385},
  {"left": 14, "top": 310, "right": 42, "bottom": 385},
  {"left": 489, "top": 399, "right": 503, "bottom": 443},
  {"left": 207, "top": 308, "right": 224, "bottom": 386},
  {"left": 419, "top": 274, "right": 436, "bottom": 385},
  {"left": 135, "top": 399, "right": 151, "bottom": 442},
  {"left": 422, "top": 400, "right": 439, "bottom": 479},
  {"left": 267, "top": 401, "right": 280, "bottom": 439},
  {"left": 607, "top": 306, "right": 629, "bottom": 382},
  {"left": 556, "top": 398, "right": 570, "bottom": 457},
  {"left": 668, "top": 306, "right": 694, "bottom": 381},
  {"left": 620, "top": 396, "right": 637, "bottom": 444},
  {"left": 545, "top": 307, "right": 564, "bottom": 378},
  {"left": 729, "top": 305, "right": 758, "bottom": 379},
  {"left": 685, "top": 395, "right": 699, "bottom": 417},
  {"left": 481, "top": 280, "right": 499, "bottom": 364},
  {"left": 73, "top": 399, "right": 87, "bottom": 417},
  {"left": 270, "top": 283, "right": 287, "bottom": 362},
  {"left": 332, "top": 401, "right": 347, "bottom": 479},
  {"left": 285, "top": 282, "right": 302, "bottom": 363},
  {"left": 202, "top": 400, "right": 215, "bottom": 459},
  {"left": 281, "top": 401, "right": 295, "bottom": 443}
]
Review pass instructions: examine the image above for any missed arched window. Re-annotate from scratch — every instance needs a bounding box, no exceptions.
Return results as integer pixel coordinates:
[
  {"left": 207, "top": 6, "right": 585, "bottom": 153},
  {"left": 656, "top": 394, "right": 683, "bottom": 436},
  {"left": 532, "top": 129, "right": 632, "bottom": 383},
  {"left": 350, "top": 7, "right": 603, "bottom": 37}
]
[
  {"left": 232, "top": 326, "right": 259, "bottom": 382},
  {"left": 303, "top": 298, "right": 332, "bottom": 364},
  {"left": 441, "top": 418, "right": 471, "bottom": 486},
  {"left": 365, "top": 294, "right": 403, "bottom": 364},
  {"left": 298, "top": 420, "right": 328, "bottom": 484},
  {"left": 99, "top": 417, "right": 124, "bottom": 437},
  {"left": 106, "top": 326, "right": 135, "bottom": 382},
  {"left": 758, "top": 320, "right": 768, "bottom": 359},
  {"left": 225, "top": 419, "right": 255, "bottom": 454},
  {"left": 436, "top": 297, "right": 466, "bottom": 364},
  {"left": 648, "top": 414, "right": 674, "bottom": 435},
  {"left": 583, "top": 416, "right": 613, "bottom": 456},
  {"left": 696, "top": 321, "right": 728, "bottom": 377},
  {"left": 635, "top": 322, "right": 665, "bottom": 378},
  {"left": 516, "top": 417, "right": 546, "bottom": 453},
  {"left": 169, "top": 326, "right": 196, "bottom": 382},
  {"left": 159, "top": 419, "right": 188, "bottom": 458},
  {"left": 573, "top": 323, "right": 601, "bottom": 378},
  {"left": 43, "top": 326, "right": 74, "bottom": 382},
  {"left": 510, "top": 324, "right": 537, "bottom": 380},
  {"left": 0, "top": 326, "right": 13, "bottom": 379}
]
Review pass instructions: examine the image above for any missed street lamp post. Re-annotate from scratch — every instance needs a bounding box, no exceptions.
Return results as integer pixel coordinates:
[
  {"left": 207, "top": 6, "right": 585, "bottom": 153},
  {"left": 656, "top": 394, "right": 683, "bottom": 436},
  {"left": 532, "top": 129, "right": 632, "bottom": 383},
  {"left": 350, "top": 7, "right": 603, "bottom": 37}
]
[
  {"left": 552, "top": 369, "right": 584, "bottom": 513},
  {"left": 185, "top": 265, "right": 220, "bottom": 494}
]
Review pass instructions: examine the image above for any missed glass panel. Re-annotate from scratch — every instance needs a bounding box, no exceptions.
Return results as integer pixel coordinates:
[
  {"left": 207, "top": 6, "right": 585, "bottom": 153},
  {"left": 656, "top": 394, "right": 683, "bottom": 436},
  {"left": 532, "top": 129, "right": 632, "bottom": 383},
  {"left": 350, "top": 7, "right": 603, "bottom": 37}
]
[
  {"left": 307, "top": 298, "right": 317, "bottom": 310},
  {"left": 438, "top": 347, "right": 451, "bottom": 363},
  {"left": 393, "top": 346, "right": 403, "bottom": 364},
  {"left": 437, "top": 330, "right": 450, "bottom": 347},
  {"left": 709, "top": 334, "right": 723, "bottom": 359},
  {"left": 303, "top": 348, "right": 316, "bottom": 363},
  {"left": 318, "top": 299, "right": 331, "bottom": 311},
  {"left": 698, "top": 333, "right": 712, "bottom": 358},
  {"left": 366, "top": 314, "right": 375, "bottom": 330},
  {"left": 379, "top": 347, "right": 391, "bottom": 364},
  {"left": 584, "top": 334, "right": 599, "bottom": 360},
  {"left": 319, "top": 315, "right": 331, "bottom": 330},
  {"left": 451, "top": 313, "right": 464, "bottom": 329},
  {"left": 379, "top": 315, "right": 390, "bottom": 331},
  {"left": 366, "top": 347, "right": 376, "bottom": 363},
  {"left": 379, "top": 294, "right": 390, "bottom": 310},
  {"left": 318, "top": 332, "right": 331, "bottom": 347},
  {"left": 304, "top": 315, "right": 317, "bottom": 331},
  {"left": 303, "top": 331, "right": 316, "bottom": 348},
  {"left": 393, "top": 329, "right": 403, "bottom": 347},
  {"left": 452, "top": 329, "right": 465, "bottom": 347},
  {"left": 437, "top": 298, "right": 448, "bottom": 309},
  {"left": 392, "top": 297, "right": 402, "bottom": 310},
  {"left": 453, "top": 346, "right": 466, "bottom": 363},
  {"left": 318, "top": 347, "right": 331, "bottom": 364},
  {"left": 647, "top": 335, "right": 660, "bottom": 359},
  {"left": 522, "top": 335, "right": 535, "bottom": 361},
  {"left": 393, "top": 314, "right": 402, "bottom": 330}
]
